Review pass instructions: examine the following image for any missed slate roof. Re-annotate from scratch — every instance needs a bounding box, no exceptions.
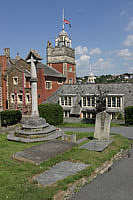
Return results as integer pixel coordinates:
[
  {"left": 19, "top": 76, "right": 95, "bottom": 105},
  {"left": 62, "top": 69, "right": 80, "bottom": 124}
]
[
  {"left": 25, "top": 49, "right": 42, "bottom": 61},
  {"left": 45, "top": 83, "right": 133, "bottom": 110},
  {"left": 36, "top": 62, "right": 66, "bottom": 78}
]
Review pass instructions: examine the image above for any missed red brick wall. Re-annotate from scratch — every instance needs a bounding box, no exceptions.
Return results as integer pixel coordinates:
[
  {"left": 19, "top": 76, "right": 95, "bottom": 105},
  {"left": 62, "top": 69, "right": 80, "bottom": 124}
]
[
  {"left": 48, "top": 63, "right": 63, "bottom": 74},
  {"left": 66, "top": 63, "right": 76, "bottom": 84},
  {"left": 44, "top": 76, "right": 64, "bottom": 100},
  {"left": 48, "top": 63, "right": 76, "bottom": 84},
  {"left": 0, "top": 56, "right": 7, "bottom": 110},
  {"left": 37, "top": 68, "right": 46, "bottom": 104}
]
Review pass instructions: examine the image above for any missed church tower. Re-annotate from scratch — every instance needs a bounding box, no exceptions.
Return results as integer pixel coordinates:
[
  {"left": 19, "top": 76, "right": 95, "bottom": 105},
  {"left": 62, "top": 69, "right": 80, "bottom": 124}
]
[{"left": 46, "top": 10, "right": 76, "bottom": 84}]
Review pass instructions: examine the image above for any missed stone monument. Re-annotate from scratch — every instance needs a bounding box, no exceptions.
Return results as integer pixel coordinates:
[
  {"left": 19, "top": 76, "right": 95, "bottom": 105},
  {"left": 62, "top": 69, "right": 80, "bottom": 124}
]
[
  {"left": 94, "top": 111, "right": 111, "bottom": 140},
  {"left": 80, "top": 111, "right": 113, "bottom": 152},
  {"left": 7, "top": 50, "right": 63, "bottom": 142}
]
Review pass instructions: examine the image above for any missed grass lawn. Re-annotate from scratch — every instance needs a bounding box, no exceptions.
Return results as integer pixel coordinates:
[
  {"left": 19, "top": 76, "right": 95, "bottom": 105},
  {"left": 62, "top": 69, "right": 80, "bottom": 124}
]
[
  {"left": 0, "top": 132, "right": 132, "bottom": 200},
  {"left": 58, "top": 122, "right": 121, "bottom": 128}
]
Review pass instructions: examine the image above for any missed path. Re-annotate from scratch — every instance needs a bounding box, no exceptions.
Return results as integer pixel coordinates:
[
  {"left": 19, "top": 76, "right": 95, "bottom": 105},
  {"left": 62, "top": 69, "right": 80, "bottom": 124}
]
[
  {"left": 62, "top": 126, "right": 133, "bottom": 140},
  {"left": 61, "top": 126, "right": 133, "bottom": 200},
  {"left": 72, "top": 148, "right": 133, "bottom": 200}
]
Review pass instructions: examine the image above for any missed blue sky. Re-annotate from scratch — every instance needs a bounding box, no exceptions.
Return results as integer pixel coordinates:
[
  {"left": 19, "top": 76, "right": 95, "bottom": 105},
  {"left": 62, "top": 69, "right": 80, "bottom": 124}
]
[{"left": 1, "top": 0, "right": 133, "bottom": 76}]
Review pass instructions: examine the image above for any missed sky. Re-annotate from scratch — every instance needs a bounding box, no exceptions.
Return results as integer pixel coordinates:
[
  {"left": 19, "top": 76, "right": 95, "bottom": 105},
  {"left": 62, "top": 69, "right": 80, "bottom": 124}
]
[{"left": 1, "top": 0, "right": 133, "bottom": 77}]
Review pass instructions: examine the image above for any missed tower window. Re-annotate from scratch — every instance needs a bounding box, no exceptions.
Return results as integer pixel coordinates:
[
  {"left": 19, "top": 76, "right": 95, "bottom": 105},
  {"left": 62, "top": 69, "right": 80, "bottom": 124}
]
[
  {"left": 68, "top": 78, "right": 72, "bottom": 84},
  {"left": 13, "top": 76, "right": 18, "bottom": 85}
]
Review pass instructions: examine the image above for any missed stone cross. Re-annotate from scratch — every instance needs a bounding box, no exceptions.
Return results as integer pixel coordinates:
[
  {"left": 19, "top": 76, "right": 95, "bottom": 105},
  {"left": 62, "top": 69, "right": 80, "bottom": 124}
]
[{"left": 29, "top": 55, "right": 39, "bottom": 117}]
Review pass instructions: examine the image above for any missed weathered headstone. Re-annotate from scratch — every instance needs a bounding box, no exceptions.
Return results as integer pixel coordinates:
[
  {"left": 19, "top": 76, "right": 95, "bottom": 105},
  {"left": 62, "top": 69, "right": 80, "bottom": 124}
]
[
  {"left": 94, "top": 111, "right": 111, "bottom": 140},
  {"left": 80, "top": 111, "right": 112, "bottom": 152}
]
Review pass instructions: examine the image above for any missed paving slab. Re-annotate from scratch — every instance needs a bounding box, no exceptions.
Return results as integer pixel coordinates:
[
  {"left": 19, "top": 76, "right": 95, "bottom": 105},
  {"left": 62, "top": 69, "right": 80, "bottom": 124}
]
[
  {"left": 13, "top": 140, "right": 77, "bottom": 165},
  {"left": 34, "top": 161, "right": 89, "bottom": 186},
  {"left": 80, "top": 140, "right": 113, "bottom": 152}
]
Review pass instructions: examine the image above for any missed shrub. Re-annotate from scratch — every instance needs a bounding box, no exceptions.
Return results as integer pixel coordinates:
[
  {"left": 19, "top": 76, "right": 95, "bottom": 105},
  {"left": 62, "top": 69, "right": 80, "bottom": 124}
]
[
  {"left": 124, "top": 106, "right": 133, "bottom": 125},
  {"left": 115, "top": 112, "right": 124, "bottom": 120},
  {"left": 39, "top": 103, "right": 63, "bottom": 125},
  {"left": 0, "top": 110, "right": 22, "bottom": 126}
]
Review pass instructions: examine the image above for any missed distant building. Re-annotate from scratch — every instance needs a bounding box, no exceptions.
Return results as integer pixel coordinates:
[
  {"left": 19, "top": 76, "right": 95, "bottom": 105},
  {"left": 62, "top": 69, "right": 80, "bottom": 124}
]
[
  {"left": 45, "top": 83, "right": 133, "bottom": 120},
  {"left": 87, "top": 71, "right": 96, "bottom": 83}
]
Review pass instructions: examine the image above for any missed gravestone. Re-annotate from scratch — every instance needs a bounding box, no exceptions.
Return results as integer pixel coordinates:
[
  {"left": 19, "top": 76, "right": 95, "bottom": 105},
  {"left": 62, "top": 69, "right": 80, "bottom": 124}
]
[
  {"left": 80, "top": 111, "right": 112, "bottom": 152},
  {"left": 94, "top": 111, "right": 111, "bottom": 140}
]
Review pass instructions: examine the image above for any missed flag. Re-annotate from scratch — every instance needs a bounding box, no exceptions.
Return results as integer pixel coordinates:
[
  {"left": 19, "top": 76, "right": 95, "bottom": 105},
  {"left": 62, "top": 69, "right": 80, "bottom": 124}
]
[{"left": 64, "top": 18, "right": 71, "bottom": 28}]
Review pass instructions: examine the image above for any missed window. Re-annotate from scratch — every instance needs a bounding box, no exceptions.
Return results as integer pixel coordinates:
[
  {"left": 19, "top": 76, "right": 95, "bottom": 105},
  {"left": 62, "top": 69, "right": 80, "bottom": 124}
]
[
  {"left": 107, "top": 96, "right": 122, "bottom": 108},
  {"left": 60, "top": 96, "right": 73, "bottom": 106},
  {"left": 117, "top": 97, "right": 121, "bottom": 107},
  {"left": 17, "top": 94, "right": 23, "bottom": 104},
  {"left": 25, "top": 93, "right": 30, "bottom": 104},
  {"left": 58, "top": 78, "right": 63, "bottom": 84},
  {"left": 87, "top": 97, "right": 90, "bottom": 106},
  {"left": 64, "top": 111, "right": 70, "bottom": 118},
  {"left": 61, "top": 97, "right": 64, "bottom": 106},
  {"left": 45, "top": 81, "right": 52, "bottom": 89},
  {"left": 10, "top": 93, "right": 15, "bottom": 103},
  {"left": 13, "top": 76, "right": 18, "bottom": 85},
  {"left": 82, "top": 96, "right": 95, "bottom": 107},
  {"left": 69, "top": 66, "right": 72, "bottom": 72},
  {"left": 68, "top": 78, "right": 72, "bottom": 84},
  {"left": 112, "top": 97, "right": 116, "bottom": 107},
  {"left": 107, "top": 97, "right": 111, "bottom": 107}
]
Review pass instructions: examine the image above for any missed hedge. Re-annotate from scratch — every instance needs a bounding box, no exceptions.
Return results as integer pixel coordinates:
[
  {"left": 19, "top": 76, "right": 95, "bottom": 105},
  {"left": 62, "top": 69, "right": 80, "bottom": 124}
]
[
  {"left": 0, "top": 110, "right": 22, "bottom": 126},
  {"left": 38, "top": 103, "right": 63, "bottom": 126},
  {"left": 124, "top": 106, "right": 133, "bottom": 125}
]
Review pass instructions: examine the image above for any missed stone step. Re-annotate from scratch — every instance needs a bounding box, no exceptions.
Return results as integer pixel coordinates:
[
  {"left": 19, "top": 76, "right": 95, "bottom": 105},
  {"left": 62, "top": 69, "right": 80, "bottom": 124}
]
[
  {"left": 16, "top": 125, "right": 56, "bottom": 136},
  {"left": 7, "top": 130, "right": 62, "bottom": 143},
  {"left": 22, "top": 123, "right": 49, "bottom": 129}
]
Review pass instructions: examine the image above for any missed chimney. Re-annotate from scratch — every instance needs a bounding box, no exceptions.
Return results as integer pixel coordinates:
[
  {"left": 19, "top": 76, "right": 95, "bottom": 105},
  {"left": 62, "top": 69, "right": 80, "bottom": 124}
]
[{"left": 4, "top": 48, "right": 10, "bottom": 58}]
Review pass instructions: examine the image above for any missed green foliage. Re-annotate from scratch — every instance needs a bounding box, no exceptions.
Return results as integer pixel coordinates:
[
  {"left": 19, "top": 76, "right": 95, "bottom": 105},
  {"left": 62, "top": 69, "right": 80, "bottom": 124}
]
[
  {"left": 125, "top": 106, "right": 133, "bottom": 125},
  {"left": 115, "top": 112, "right": 124, "bottom": 120},
  {"left": 0, "top": 110, "right": 22, "bottom": 126},
  {"left": 39, "top": 103, "right": 63, "bottom": 125}
]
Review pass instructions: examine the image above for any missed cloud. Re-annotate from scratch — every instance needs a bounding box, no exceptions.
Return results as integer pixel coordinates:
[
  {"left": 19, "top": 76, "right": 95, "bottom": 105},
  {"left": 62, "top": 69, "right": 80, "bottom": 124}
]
[
  {"left": 76, "top": 55, "right": 90, "bottom": 66},
  {"left": 126, "top": 18, "right": 133, "bottom": 31},
  {"left": 120, "top": 10, "right": 126, "bottom": 16},
  {"left": 76, "top": 54, "right": 90, "bottom": 76},
  {"left": 123, "top": 34, "right": 133, "bottom": 46},
  {"left": 89, "top": 48, "right": 102, "bottom": 55},
  {"left": 75, "top": 45, "right": 88, "bottom": 55},
  {"left": 93, "top": 58, "right": 114, "bottom": 71},
  {"left": 117, "top": 48, "right": 133, "bottom": 60}
]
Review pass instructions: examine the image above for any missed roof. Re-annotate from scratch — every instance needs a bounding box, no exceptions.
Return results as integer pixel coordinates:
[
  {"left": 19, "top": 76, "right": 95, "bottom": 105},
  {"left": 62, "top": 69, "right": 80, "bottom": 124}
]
[
  {"left": 45, "top": 83, "right": 133, "bottom": 104},
  {"left": 36, "top": 62, "right": 66, "bottom": 78},
  {"left": 25, "top": 49, "right": 42, "bottom": 61}
]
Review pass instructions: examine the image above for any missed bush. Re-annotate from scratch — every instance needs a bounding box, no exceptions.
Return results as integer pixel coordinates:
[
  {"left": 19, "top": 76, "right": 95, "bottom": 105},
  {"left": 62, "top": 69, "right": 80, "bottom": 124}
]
[
  {"left": 0, "top": 110, "right": 22, "bottom": 126},
  {"left": 115, "top": 112, "right": 124, "bottom": 120},
  {"left": 125, "top": 106, "right": 133, "bottom": 125},
  {"left": 38, "top": 103, "right": 63, "bottom": 125}
]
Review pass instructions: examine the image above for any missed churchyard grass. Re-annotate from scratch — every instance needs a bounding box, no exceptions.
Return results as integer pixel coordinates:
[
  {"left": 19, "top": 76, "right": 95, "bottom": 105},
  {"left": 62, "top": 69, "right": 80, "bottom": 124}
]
[{"left": 0, "top": 133, "right": 132, "bottom": 200}]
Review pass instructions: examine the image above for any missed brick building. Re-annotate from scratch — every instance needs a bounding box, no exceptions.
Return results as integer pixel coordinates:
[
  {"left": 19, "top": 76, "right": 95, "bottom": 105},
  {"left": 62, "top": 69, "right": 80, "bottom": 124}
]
[{"left": 0, "top": 49, "right": 66, "bottom": 114}]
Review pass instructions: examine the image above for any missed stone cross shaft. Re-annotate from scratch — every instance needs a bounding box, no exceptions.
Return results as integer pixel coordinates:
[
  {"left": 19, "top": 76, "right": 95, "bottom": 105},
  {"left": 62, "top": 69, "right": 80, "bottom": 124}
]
[{"left": 30, "top": 55, "right": 39, "bottom": 117}]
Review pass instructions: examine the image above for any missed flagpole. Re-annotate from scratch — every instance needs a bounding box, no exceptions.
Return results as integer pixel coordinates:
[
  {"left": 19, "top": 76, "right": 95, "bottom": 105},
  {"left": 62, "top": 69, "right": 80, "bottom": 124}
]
[{"left": 62, "top": 8, "right": 64, "bottom": 30}]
